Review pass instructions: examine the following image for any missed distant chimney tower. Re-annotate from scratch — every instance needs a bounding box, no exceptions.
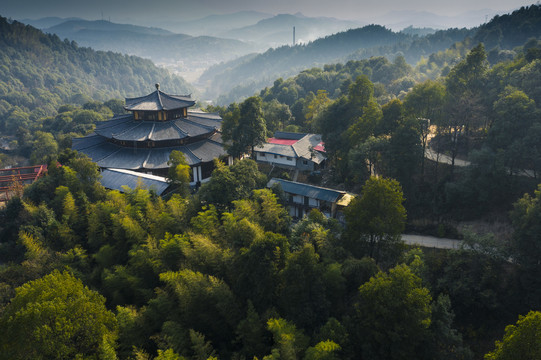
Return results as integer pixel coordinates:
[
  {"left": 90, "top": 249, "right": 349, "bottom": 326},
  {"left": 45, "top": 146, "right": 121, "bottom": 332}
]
[{"left": 293, "top": 26, "right": 295, "bottom": 46}]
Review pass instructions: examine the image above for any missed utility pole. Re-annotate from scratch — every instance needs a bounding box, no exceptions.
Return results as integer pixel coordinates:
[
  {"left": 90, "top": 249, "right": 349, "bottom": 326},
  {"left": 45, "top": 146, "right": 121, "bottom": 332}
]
[{"left": 293, "top": 26, "right": 295, "bottom": 46}]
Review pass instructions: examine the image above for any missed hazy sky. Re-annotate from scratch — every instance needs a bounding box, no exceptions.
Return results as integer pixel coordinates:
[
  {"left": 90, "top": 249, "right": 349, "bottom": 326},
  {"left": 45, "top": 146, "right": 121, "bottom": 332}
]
[{"left": 0, "top": 0, "right": 536, "bottom": 24}]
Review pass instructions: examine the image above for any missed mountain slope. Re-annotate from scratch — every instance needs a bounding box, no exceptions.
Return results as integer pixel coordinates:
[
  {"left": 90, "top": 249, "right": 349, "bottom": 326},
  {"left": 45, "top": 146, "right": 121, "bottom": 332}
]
[
  {"left": 164, "top": 11, "right": 273, "bottom": 36},
  {"left": 473, "top": 4, "right": 541, "bottom": 49},
  {"left": 19, "top": 16, "right": 83, "bottom": 29},
  {"left": 222, "top": 13, "right": 363, "bottom": 48},
  {"left": 0, "top": 16, "right": 193, "bottom": 123},
  {"left": 44, "top": 19, "right": 257, "bottom": 74},
  {"left": 47, "top": 19, "right": 174, "bottom": 36},
  {"left": 200, "top": 25, "right": 413, "bottom": 100},
  {"left": 201, "top": 5, "right": 541, "bottom": 103}
]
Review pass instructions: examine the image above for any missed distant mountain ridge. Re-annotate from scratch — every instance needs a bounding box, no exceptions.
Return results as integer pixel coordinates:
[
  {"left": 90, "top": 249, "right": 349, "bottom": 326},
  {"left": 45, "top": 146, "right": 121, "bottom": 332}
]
[
  {"left": 201, "top": 5, "right": 541, "bottom": 103},
  {"left": 199, "top": 24, "right": 419, "bottom": 100},
  {"left": 370, "top": 8, "right": 503, "bottom": 30},
  {"left": 0, "top": 16, "right": 193, "bottom": 120},
  {"left": 42, "top": 19, "right": 258, "bottom": 77},
  {"left": 19, "top": 16, "right": 83, "bottom": 29},
  {"left": 47, "top": 19, "right": 174, "bottom": 36},
  {"left": 163, "top": 11, "right": 273, "bottom": 36},
  {"left": 222, "top": 13, "right": 363, "bottom": 48}
]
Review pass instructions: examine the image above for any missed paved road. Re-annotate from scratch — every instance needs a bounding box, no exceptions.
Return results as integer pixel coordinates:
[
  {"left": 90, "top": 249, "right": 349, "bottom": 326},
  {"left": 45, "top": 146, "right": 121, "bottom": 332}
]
[
  {"left": 402, "top": 234, "right": 462, "bottom": 250},
  {"left": 425, "top": 148, "right": 536, "bottom": 178},
  {"left": 425, "top": 149, "right": 470, "bottom": 167}
]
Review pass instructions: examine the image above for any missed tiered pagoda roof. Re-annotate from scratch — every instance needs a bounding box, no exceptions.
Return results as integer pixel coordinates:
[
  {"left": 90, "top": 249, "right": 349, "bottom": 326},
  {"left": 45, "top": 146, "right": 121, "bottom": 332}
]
[
  {"left": 124, "top": 89, "right": 195, "bottom": 111},
  {"left": 72, "top": 86, "right": 228, "bottom": 175}
]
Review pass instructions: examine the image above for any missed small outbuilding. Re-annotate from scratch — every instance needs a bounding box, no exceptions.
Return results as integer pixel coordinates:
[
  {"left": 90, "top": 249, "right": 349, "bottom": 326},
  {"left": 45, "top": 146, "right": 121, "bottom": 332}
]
[{"left": 267, "top": 177, "right": 353, "bottom": 221}]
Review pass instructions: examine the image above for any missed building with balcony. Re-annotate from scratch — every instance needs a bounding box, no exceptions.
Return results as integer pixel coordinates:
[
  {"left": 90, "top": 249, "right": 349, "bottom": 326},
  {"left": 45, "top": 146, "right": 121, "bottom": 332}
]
[{"left": 267, "top": 177, "right": 353, "bottom": 221}]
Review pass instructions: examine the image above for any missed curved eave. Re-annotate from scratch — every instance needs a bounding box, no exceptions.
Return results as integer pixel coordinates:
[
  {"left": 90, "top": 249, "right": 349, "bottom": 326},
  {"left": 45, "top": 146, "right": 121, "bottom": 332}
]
[
  {"left": 124, "top": 90, "right": 195, "bottom": 111},
  {"left": 75, "top": 139, "right": 227, "bottom": 171}
]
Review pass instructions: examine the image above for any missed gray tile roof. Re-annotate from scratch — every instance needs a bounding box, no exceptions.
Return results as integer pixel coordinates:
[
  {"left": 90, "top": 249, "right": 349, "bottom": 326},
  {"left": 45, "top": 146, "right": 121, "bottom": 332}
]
[
  {"left": 256, "top": 143, "right": 297, "bottom": 157},
  {"left": 72, "top": 133, "right": 107, "bottom": 151},
  {"left": 72, "top": 94, "right": 226, "bottom": 173},
  {"left": 256, "top": 133, "right": 325, "bottom": 164},
  {"left": 187, "top": 138, "right": 226, "bottom": 162},
  {"left": 75, "top": 138, "right": 227, "bottom": 170},
  {"left": 267, "top": 178, "right": 345, "bottom": 203},
  {"left": 93, "top": 112, "right": 221, "bottom": 143},
  {"left": 292, "top": 134, "right": 325, "bottom": 164},
  {"left": 124, "top": 89, "right": 195, "bottom": 111},
  {"left": 100, "top": 168, "right": 171, "bottom": 195}
]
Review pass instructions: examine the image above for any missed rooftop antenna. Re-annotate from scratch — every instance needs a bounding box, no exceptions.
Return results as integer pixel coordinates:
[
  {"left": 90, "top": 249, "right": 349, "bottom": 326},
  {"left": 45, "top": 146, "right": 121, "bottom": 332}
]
[{"left": 293, "top": 26, "right": 296, "bottom": 46}]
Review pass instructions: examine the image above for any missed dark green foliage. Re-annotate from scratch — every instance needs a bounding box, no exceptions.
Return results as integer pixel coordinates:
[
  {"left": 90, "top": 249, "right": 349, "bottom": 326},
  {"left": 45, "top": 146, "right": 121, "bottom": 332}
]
[
  {"left": 0, "top": 270, "right": 117, "bottom": 360},
  {"left": 0, "top": 16, "right": 192, "bottom": 118},
  {"left": 344, "top": 177, "right": 406, "bottom": 263},
  {"left": 485, "top": 311, "right": 541, "bottom": 360},
  {"left": 474, "top": 5, "right": 541, "bottom": 50},
  {"left": 222, "top": 96, "right": 267, "bottom": 158},
  {"left": 198, "top": 159, "right": 267, "bottom": 209},
  {"left": 353, "top": 264, "right": 432, "bottom": 360},
  {"left": 278, "top": 244, "right": 332, "bottom": 333},
  {"left": 509, "top": 186, "right": 541, "bottom": 309}
]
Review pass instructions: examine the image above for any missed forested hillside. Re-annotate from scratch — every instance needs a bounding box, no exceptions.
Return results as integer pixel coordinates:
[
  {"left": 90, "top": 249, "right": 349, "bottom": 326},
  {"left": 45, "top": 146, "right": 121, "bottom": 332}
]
[
  {"left": 221, "top": 13, "right": 362, "bottom": 46},
  {"left": 44, "top": 19, "right": 257, "bottom": 74},
  {"left": 0, "top": 15, "right": 194, "bottom": 167},
  {"left": 203, "top": 5, "right": 541, "bottom": 104},
  {"left": 0, "top": 16, "right": 193, "bottom": 121},
  {"left": 201, "top": 25, "right": 413, "bottom": 101}
]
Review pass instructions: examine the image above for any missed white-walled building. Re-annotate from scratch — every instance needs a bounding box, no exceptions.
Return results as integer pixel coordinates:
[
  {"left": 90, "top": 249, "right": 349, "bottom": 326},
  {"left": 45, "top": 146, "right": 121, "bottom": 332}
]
[{"left": 255, "top": 132, "right": 326, "bottom": 171}]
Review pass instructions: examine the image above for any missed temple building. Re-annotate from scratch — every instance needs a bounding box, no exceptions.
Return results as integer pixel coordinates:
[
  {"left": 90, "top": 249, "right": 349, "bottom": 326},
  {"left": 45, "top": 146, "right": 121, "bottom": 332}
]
[{"left": 72, "top": 84, "right": 231, "bottom": 186}]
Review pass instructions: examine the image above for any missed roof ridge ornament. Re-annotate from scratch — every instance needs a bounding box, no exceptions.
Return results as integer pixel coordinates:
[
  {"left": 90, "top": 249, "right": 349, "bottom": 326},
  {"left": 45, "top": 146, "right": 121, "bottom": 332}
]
[{"left": 155, "top": 83, "right": 164, "bottom": 109}]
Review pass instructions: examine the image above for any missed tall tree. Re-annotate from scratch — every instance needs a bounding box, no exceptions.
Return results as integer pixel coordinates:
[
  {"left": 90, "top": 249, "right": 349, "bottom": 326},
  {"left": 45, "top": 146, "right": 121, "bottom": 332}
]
[
  {"left": 305, "top": 90, "right": 331, "bottom": 131},
  {"left": 353, "top": 264, "right": 432, "bottom": 360},
  {"left": 443, "top": 44, "right": 489, "bottom": 171},
  {"left": 0, "top": 270, "right": 118, "bottom": 360},
  {"left": 387, "top": 117, "right": 423, "bottom": 191},
  {"left": 167, "top": 150, "right": 191, "bottom": 195},
  {"left": 485, "top": 311, "right": 541, "bottom": 360},
  {"left": 510, "top": 185, "right": 541, "bottom": 277},
  {"left": 344, "top": 176, "right": 406, "bottom": 263},
  {"left": 222, "top": 96, "right": 267, "bottom": 158}
]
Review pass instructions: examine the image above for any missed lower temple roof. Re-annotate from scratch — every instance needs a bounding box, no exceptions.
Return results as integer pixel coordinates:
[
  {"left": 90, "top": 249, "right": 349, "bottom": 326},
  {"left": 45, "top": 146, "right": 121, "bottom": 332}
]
[
  {"left": 94, "top": 112, "right": 221, "bottom": 142},
  {"left": 73, "top": 133, "right": 226, "bottom": 170}
]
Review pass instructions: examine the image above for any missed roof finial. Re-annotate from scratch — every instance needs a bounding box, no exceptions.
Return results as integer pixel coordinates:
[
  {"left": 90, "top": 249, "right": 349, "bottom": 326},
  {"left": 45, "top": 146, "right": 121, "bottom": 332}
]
[{"left": 155, "top": 83, "right": 160, "bottom": 91}]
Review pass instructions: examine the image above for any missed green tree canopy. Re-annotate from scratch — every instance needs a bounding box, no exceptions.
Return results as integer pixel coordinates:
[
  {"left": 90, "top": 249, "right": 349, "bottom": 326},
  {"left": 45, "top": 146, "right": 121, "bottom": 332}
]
[
  {"left": 222, "top": 96, "right": 267, "bottom": 158},
  {"left": 510, "top": 185, "right": 541, "bottom": 270},
  {"left": 167, "top": 150, "right": 191, "bottom": 195},
  {"left": 344, "top": 176, "right": 406, "bottom": 262},
  {"left": 0, "top": 270, "right": 118, "bottom": 360},
  {"left": 354, "top": 264, "right": 432, "bottom": 360},
  {"left": 485, "top": 311, "right": 541, "bottom": 360}
]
